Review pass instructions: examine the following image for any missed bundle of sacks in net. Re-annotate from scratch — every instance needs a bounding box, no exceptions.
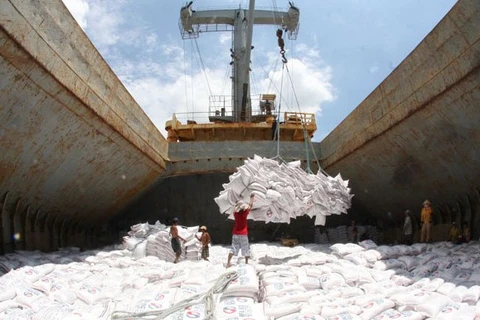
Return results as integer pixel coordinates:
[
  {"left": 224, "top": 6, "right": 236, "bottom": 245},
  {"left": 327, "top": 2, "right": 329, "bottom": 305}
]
[
  {"left": 214, "top": 155, "right": 353, "bottom": 225},
  {"left": 122, "top": 221, "right": 202, "bottom": 262}
]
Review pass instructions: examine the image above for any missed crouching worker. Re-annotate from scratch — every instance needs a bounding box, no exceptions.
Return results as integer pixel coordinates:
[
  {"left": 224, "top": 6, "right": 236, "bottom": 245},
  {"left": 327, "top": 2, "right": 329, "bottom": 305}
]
[
  {"left": 196, "top": 226, "right": 211, "bottom": 261},
  {"left": 226, "top": 194, "right": 254, "bottom": 268}
]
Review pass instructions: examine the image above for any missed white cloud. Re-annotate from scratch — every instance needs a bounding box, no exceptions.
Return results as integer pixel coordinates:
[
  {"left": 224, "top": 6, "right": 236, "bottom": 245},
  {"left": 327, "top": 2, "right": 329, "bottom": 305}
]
[
  {"left": 61, "top": 0, "right": 336, "bottom": 140},
  {"left": 62, "top": 0, "right": 89, "bottom": 29},
  {"left": 219, "top": 33, "right": 232, "bottom": 45},
  {"left": 370, "top": 65, "right": 379, "bottom": 73}
]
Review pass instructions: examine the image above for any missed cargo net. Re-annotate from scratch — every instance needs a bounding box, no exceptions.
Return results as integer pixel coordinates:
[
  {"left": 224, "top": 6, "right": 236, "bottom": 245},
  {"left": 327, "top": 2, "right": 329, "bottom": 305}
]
[{"left": 214, "top": 155, "right": 353, "bottom": 225}]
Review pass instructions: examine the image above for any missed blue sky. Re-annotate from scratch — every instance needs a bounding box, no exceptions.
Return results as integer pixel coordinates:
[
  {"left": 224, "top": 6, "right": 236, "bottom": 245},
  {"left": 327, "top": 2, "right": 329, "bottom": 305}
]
[{"left": 62, "top": 0, "right": 456, "bottom": 140}]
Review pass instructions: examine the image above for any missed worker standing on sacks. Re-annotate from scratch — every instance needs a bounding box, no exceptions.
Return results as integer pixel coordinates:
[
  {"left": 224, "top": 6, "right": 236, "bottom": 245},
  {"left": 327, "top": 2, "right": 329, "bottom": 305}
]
[{"left": 226, "top": 194, "right": 255, "bottom": 268}]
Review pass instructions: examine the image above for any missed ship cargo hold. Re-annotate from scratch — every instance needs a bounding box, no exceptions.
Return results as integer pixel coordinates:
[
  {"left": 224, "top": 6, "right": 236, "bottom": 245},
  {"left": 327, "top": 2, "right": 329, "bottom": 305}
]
[{"left": 1, "top": 0, "right": 480, "bottom": 251}]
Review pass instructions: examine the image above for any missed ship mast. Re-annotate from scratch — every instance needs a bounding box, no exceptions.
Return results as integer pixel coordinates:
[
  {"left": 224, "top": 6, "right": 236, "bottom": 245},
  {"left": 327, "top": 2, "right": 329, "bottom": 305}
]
[{"left": 179, "top": 0, "right": 300, "bottom": 123}]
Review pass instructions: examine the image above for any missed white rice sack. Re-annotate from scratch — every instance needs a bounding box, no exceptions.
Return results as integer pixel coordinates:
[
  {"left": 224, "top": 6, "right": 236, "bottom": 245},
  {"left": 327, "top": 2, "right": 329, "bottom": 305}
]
[
  {"left": 435, "top": 303, "right": 476, "bottom": 320},
  {"left": 358, "top": 297, "right": 395, "bottom": 320},
  {"left": 360, "top": 250, "right": 382, "bottom": 263},
  {"left": 358, "top": 239, "right": 377, "bottom": 250},
  {"left": 374, "top": 246, "right": 397, "bottom": 259},
  {"left": 330, "top": 243, "right": 364, "bottom": 256},
  {"left": 123, "top": 236, "right": 144, "bottom": 250},
  {"left": 264, "top": 303, "right": 302, "bottom": 319},
  {"left": 216, "top": 297, "right": 265, "bottom": 320},
  {"left": 436, "top": 282, "right": 457, "bottom": 295},
  {"left": 373, "top": 259, "right": 406, "bottom": 271},
  {"left": 397, "top": 256, "right": 420, "bottom": 271},
  {"left": 463, "top": 285, "right": 480, "bottom": 304},
  {"left": 357, "top": 270, "right": 375, "bottom": 285},
  {"left": 325, "top": 313, "right": 362, "bottom": 320},
  {"left": 0, "top": 309, "right": 35, "bottom": 319},
  {"left": 298, "top": 274, "right": 321, "bottom": 290},
  {"left": 264, "top": 282, "right": 306, "bottom": 297},
  {"left": 0, "top": 300, "right": 22, "bottom": 314},
  {"left": 32, "top": 306, "right": 83, "bottom": 320},
  {"left": 300, "top": 304, "right": 322, "bottom": 315},
  {"left": 308, "top": 290, "right": 342, "bottom": 304},
  {"left": 164, "top": 303, "right": 207, "bottom": 320},
  {"left": 0, "top": 286, "right": 16, "bottom": 302},
  {"left": 175, "top": 284, "right": 208, "bottom": 303},
  {"left": 390, "top": 289, "right": 439, "bottom": 307},
  {"left": 168, "top": 269, "right": 191, "bottom": 287},
  {"left": 319, "top": 273, "right": 346, "bottom": 290},
  {"left": 50, "top": 282, "right": 78, "bottom": 305},
  {"left": 306, "top": 252, "right": 329, "bottom": 265},
  {"left": 74, "top": 283, "right": 110, "bottom": 305},
  {"left": 454, "top": 271, "right": 472, "bottom": 283},
  {"left": 421, "top": 277, "right": 444, "bottom": 292},
  {"left": 417, "top": 252, "right": 437, "bottom": 264},
  {"left": 277, "top": 314, "right": 326, "bottom": 320},
  {"left": 262, "top": 276, "right": 297, "bottom": 286},
  {"left": 337, "top": 267, "right": 360, "bottom": 284},
  {"left": 344, "top": 253, "right": 368, "bottom": 266},
  {"left": 132, "top": 240, "right": 148, "bottom": 259},
  {"left": 64, "top": 269, "right": 92, "bottom": 282},
  {"left": 266, "top": 291, "right": 311, "bottom": 305},
  {"left": 122, "top": 287, "right": 178, "bottom": 313},
  {"left": 303, "top": 267, "right": 325, "bottom": 278},
  {"left": 414, "top": 293, "right": 453, "bottom": 317},
  {"left": 448, "top": 285, "right": 469, "bottom": 303},
  {"left": 322, "top": 305, "right": 363, "bottom": 318},
  {"left": 214, "top": 192, "right": 232, "bottom": 214},
  {"left": 369, "top": 269, "right": 395, "bottom": 283},
  {"left": 338, "top": 287, "right": 365, "bottom": 299},
  {"left": 14, "top": 287, "right": 46, "bottom": 310},
  {"left": 371, "top": 309, "right": 402, "bottom": 320},
  {"left": 12, "top": 266, "right": 44, "bottom": 284},
  {"left": 222, "top": 264, "right": 258, "bottom": 298},
  {"left": 372, "top": 309, "right": 424, "bottom": 320},
  {"left": 409, "top": 243, "right": 427, "bottom": 254},
  {"left": 390, "top": 274, "right": 413, "bottom": 287}
]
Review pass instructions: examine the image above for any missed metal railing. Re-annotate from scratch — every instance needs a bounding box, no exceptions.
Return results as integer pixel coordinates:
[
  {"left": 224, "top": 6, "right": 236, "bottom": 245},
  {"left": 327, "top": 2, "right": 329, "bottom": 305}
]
[{"left": 170, "top": 95, "right": 315, "bottom": 125}]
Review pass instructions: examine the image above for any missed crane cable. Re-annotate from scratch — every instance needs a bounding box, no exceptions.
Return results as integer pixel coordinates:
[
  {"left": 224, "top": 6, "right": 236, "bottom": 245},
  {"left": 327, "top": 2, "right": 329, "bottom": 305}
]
[
  {"left": 284, "top": 63, "right": 324, "bottom": 175},
  {"left": 273, "top": 29, "right": 323, "bottom": 175}
]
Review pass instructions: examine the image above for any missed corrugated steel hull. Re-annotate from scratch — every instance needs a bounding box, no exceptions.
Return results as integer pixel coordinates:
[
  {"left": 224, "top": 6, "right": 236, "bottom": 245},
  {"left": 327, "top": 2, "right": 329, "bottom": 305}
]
[{"left": 0, "top": 0, "right": 168, "bottom": 252}]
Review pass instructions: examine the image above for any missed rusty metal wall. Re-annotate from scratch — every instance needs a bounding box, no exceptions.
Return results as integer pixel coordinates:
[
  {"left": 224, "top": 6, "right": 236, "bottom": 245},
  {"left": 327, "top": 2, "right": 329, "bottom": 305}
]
[
  {"left": 0, "top": 0, "right": 168, "bottom": 251},
  {"left": 165, "top": 141, "right": 323, "bottom": 176},
  {"left": 319, "top": 0, "right": 480, "bottom": 235}
]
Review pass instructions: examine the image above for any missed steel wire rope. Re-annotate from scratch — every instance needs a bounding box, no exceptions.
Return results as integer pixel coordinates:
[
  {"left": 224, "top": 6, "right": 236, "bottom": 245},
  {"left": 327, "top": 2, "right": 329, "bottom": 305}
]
[
  {"left": 284, "top": 63, "right": 326, "bottom": 175},
  {"left": 183, "top": 40, "right": 190, "bottom": 116},
  {"left": 273, "top": 63, "right": 286, "bottom": 162},
  {"left": 190, "top": 40, "right": 195, "bottom": 119},
  {"left": 193, "top": 37, "right": 213, "bottom": 97}
]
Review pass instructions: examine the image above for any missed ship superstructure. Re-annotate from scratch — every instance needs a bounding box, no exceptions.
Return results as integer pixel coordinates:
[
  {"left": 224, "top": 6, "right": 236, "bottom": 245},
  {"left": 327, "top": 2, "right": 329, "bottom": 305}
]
[{"left": 166, "top": 0, "right": 316, "bottom": 142}]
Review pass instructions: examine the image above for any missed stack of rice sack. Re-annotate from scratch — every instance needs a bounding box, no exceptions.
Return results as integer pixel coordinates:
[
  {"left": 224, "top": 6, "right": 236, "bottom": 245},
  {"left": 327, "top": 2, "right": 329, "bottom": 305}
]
[
  {"left": 214, "top": 155, "right": 353, "bottom": 226},
  {"left": 215, "top": 263, "right": 266, "bottom": 319},
  {"left": 123, "top": 222, "right": 201, "bottom": 262}
]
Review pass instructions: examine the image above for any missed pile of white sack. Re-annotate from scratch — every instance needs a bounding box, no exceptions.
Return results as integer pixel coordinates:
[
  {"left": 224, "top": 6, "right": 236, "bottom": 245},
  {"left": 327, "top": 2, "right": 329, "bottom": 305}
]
[
  {"left": 214, "top": 155, "right": 353, "bottom": 225},
  {"left": 1, "top": 239, "right": 480, "bottom": 318},
  {"left": 1, "top": 240, "right": 480, "bottom": 319},
  {"left": 122, "top": 221, "right": 202, "bottom": 262}
]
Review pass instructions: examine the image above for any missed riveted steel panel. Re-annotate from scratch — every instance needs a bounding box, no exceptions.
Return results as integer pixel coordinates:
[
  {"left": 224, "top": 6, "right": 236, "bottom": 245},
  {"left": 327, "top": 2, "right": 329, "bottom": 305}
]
[{"left": 319, "top": 0, "right": 480, "bottom": 225}]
